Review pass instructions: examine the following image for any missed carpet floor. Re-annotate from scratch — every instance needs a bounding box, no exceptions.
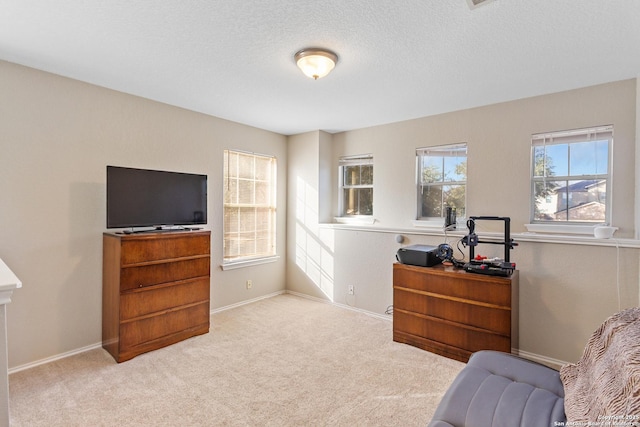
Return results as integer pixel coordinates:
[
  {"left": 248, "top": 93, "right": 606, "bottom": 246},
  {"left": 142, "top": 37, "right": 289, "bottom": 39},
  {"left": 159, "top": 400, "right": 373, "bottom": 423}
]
[{"left": 9, "top": 294, "right": 463, "bottom": 426}]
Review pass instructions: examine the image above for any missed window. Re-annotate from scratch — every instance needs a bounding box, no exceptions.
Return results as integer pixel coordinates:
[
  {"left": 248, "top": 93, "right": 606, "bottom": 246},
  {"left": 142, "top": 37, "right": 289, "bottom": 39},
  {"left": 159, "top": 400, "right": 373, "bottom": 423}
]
[
  {"left": 531, "top": 125, "right": 612, "bottom": 224},
  {"left": 223, "top": 150, "right": 277, "bottom": 262},
  {"left": 417, "top": 144, "right": 467, "bottom": 219},
  {"left": 339, "top": 155, "right": 373, "bottom": 216}
]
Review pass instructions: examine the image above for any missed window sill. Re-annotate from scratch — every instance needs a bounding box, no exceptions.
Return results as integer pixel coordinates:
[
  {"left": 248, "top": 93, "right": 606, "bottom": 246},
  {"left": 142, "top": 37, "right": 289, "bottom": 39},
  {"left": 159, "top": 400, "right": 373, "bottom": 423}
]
[
  {"left": 413, "top": 219, "right": 466, "bottom": 231},
  {"left": 516, "top": 230, "right": 632, "bottom": 247},
  {"left": 524, "top": 223, "right": 605, "bottom": 236},
  {"left": 221, "top": 255, "right": 280, "bottom": 271},
  {"left": 334, "top": 216, "right": 376, "bottom": 225},
  {"left": 318, "top": 223, "right": 638, "bottom": 247},
  {"left": 412, "top": 219, "right": 444, "bottom": 229}
]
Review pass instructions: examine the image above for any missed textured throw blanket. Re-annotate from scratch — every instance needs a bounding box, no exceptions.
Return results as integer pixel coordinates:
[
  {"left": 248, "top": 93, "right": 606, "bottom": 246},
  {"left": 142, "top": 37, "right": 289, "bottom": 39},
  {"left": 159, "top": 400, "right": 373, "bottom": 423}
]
[{"left": 560, "top": 307, "right": 640, "bottom": 422}]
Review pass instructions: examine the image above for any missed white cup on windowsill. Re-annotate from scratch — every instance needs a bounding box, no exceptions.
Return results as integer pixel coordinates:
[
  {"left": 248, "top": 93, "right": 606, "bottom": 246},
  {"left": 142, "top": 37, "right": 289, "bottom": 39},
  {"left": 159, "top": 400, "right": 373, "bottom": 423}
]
[{"left": 593, "top": 226, "right": 617, "bottom": 239}]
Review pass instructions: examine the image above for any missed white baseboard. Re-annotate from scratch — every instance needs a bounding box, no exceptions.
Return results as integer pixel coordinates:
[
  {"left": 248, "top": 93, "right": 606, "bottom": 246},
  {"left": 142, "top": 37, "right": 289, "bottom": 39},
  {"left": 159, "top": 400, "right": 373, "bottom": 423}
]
[
  {"left": 285, "top": 290, "right": 392, "bottom": 322},
  {"left": 210, "top": 290, "right": 392, "bottom": 323},
  {"left": 9, "top": 342, "right": 103, "bottom": 375},
  {"left": 512, "top": 348, "right": 569, "bottom": 371},
  {"left": 209, "top": 290, "right": 286, "bottom": 314}
]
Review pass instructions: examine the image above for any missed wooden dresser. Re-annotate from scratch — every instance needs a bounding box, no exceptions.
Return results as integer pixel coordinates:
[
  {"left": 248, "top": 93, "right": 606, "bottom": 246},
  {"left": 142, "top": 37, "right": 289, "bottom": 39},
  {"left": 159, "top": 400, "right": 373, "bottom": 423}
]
[
  {"left": 393, "top": 262, "right": 518, "bottom": 362},
  {"left": 102, "top": 230, "right": 211, "bottom": 362}
]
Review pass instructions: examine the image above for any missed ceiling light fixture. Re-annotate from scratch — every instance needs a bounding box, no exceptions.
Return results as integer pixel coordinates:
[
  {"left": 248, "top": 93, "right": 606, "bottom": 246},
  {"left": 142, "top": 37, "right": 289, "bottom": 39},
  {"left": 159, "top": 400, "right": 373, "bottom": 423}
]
[
  {"left": 294, "top": 48, "right": 338, "bottom": 80},
  {"left": 467, "top": 0, "right": 496, "bottom": 9}
]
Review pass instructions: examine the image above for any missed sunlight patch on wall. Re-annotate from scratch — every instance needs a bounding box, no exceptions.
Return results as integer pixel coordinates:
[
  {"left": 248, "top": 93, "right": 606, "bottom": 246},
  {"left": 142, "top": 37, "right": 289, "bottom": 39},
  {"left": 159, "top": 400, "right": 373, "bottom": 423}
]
[{"left": 295, "top": 176, "right": 335, "bottom": 300}]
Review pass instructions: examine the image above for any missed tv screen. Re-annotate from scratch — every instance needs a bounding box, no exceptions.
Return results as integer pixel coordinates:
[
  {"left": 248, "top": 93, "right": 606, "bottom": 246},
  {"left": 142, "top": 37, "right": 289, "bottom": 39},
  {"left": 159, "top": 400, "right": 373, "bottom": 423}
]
[{"left": 106, "top": 166, "right": 207, "bottom": 229}]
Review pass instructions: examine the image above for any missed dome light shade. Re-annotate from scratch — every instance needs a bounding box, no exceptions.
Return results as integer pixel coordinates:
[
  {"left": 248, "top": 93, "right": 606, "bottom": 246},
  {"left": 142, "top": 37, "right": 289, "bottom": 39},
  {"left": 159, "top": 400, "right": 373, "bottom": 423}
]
[{"left": 294, "top": 48, "right": 338, "bottom": 80}]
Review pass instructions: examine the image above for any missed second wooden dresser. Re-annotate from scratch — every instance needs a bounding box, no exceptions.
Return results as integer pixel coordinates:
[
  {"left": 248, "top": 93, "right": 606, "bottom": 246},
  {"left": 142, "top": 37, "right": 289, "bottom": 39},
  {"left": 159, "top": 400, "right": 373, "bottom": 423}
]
[
  {"left": 393, "top": 262, "right": 518, "bottom": 362},
  {"left": 103, "top": 230, "right": 211, "bottom": 362}
]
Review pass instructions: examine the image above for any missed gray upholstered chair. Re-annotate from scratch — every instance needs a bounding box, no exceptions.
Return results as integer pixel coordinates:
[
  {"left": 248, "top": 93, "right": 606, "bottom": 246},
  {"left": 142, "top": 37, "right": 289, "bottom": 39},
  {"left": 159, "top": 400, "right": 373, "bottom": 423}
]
[
  {"left": 429, "top": 307, "right": 640, "bottom": 426},
  {"left": 428, "top": 350, "right": 566, "bottom": 427}
]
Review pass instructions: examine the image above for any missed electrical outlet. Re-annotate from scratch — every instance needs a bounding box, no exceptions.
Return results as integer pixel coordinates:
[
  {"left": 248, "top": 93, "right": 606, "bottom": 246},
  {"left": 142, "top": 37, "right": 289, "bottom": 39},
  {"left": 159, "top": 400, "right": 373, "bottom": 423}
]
[
  {"left": 348, "top": 285, "right": 354, "bottom": 295},
  {"left": 246, "top": 280, "right": 252, "bottom": 289}
]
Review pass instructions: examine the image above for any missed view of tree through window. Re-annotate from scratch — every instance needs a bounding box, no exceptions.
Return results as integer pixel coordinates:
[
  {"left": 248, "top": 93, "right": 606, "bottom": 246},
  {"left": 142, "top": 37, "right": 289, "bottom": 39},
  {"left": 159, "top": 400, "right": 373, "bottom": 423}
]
[
  {"left": 339, "top": 155, "right": 373, "bottom": 216},
  {"left": 417, "top": 144, "right": 467, "bottom": 219},
  {"left": 531, "top": 126, "right": 612, "bottom": 223}
]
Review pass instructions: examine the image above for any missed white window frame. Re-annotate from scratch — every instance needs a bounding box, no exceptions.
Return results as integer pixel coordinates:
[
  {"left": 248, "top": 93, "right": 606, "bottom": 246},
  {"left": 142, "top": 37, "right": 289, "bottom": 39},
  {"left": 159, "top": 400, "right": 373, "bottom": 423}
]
[
  {"left": 223, "top": 149, "right": 277, "bottom": 265},
  {"left": 338, "top": 154, "right": 374, "bottom": 218},
  {"left": 416, "top": 143, "right": 467, "bottom": 221},
  {"left": 530, "top": 125, "right": 613, "bottom": 226}
]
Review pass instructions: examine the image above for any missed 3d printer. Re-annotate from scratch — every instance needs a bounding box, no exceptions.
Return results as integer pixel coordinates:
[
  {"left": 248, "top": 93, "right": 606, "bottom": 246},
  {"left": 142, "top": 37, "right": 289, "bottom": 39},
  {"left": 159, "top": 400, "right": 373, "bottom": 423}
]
[{"left": 461, "top": 216, "right": 517, "bottom": 276}]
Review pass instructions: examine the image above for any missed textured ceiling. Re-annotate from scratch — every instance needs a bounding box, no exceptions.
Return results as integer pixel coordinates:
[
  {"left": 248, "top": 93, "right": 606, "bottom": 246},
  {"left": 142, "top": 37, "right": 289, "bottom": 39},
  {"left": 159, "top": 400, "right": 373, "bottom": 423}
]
[{"left": 1, "top": 1, "right": 639, "bottom": 135}]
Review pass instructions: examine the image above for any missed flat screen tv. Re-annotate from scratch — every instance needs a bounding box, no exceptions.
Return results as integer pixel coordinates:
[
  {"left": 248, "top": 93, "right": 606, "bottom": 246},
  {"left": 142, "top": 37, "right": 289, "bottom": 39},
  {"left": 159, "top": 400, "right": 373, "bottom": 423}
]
[{"left": 106, "top": 166, "right": 207, "bottom": 230}]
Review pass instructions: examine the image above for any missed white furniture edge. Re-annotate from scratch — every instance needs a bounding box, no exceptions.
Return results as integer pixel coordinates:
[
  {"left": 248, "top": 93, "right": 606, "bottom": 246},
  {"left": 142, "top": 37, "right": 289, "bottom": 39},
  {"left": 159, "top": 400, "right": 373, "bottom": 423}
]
[{"left": 0, "top": 258, "right": 21, "bottom": 426}]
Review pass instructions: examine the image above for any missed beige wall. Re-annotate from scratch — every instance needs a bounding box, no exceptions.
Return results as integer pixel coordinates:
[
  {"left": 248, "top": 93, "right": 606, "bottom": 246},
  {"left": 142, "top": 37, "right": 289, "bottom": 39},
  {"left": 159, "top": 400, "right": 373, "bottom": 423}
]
[
  {"left": 332, "top": 79, "right": 637, "bottom": 235},
  {"left": 2, "top": 57, "right": 638, "bottom": 370},
  {"left": 0, "top": 60, "right": 288, "bottom": 369},
  {"left": 287, "top": 79, "right": 639, "bottom": 365}
]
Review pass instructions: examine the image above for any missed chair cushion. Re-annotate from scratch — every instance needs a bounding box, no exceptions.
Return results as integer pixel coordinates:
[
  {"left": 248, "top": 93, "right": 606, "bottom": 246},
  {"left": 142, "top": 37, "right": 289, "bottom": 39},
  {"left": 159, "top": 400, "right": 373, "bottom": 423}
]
[{"left": 428, "top": 351, "right": 566, "bottom": 427}]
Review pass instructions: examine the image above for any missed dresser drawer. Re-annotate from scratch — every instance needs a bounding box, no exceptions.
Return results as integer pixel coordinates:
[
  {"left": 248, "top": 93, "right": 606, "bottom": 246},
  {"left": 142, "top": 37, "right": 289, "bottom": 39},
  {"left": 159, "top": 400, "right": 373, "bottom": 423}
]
[
  {"left": 394, "top": 286, "right": 510, "bottom": 335},
  {"left": 120, "top": 257, "right": 210, "bottom": 291},
  {"left": 119, "top": 302, "right": 210, "bottom": 349},
  {"left": 394, "top": 310, "right": 511, "bottom": 354},
  {"left": 121, "top": 234, "right": 210, "bottom": 265},
  {"left": 120, "top": 277, "right": 209, "bottom": 320},
  {"left": 393, "top": 265, "right": 511, "bottom": 307}
]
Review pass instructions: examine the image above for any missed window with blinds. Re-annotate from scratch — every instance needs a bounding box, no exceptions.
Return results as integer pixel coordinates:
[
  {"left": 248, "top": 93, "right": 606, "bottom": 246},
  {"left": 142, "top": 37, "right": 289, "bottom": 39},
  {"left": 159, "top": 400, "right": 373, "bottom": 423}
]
[
  {"left": 339, "top": 154, "right": 373, "bottom": 216},
  {"left": 531, "top": 125, "right": 612, "bottom": 224},
  {"left": 223, "top": 150, "right": 277, "bottom": 262},
  {"left": 417, "top": 144, "right": 467, "bottom": 219}
]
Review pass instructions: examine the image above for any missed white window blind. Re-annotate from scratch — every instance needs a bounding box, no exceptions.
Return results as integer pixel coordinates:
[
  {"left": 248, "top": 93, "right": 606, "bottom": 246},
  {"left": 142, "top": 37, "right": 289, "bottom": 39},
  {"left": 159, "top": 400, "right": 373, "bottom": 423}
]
[{"left": 223, "top": 150, "right": 277, "bottom": 262}]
